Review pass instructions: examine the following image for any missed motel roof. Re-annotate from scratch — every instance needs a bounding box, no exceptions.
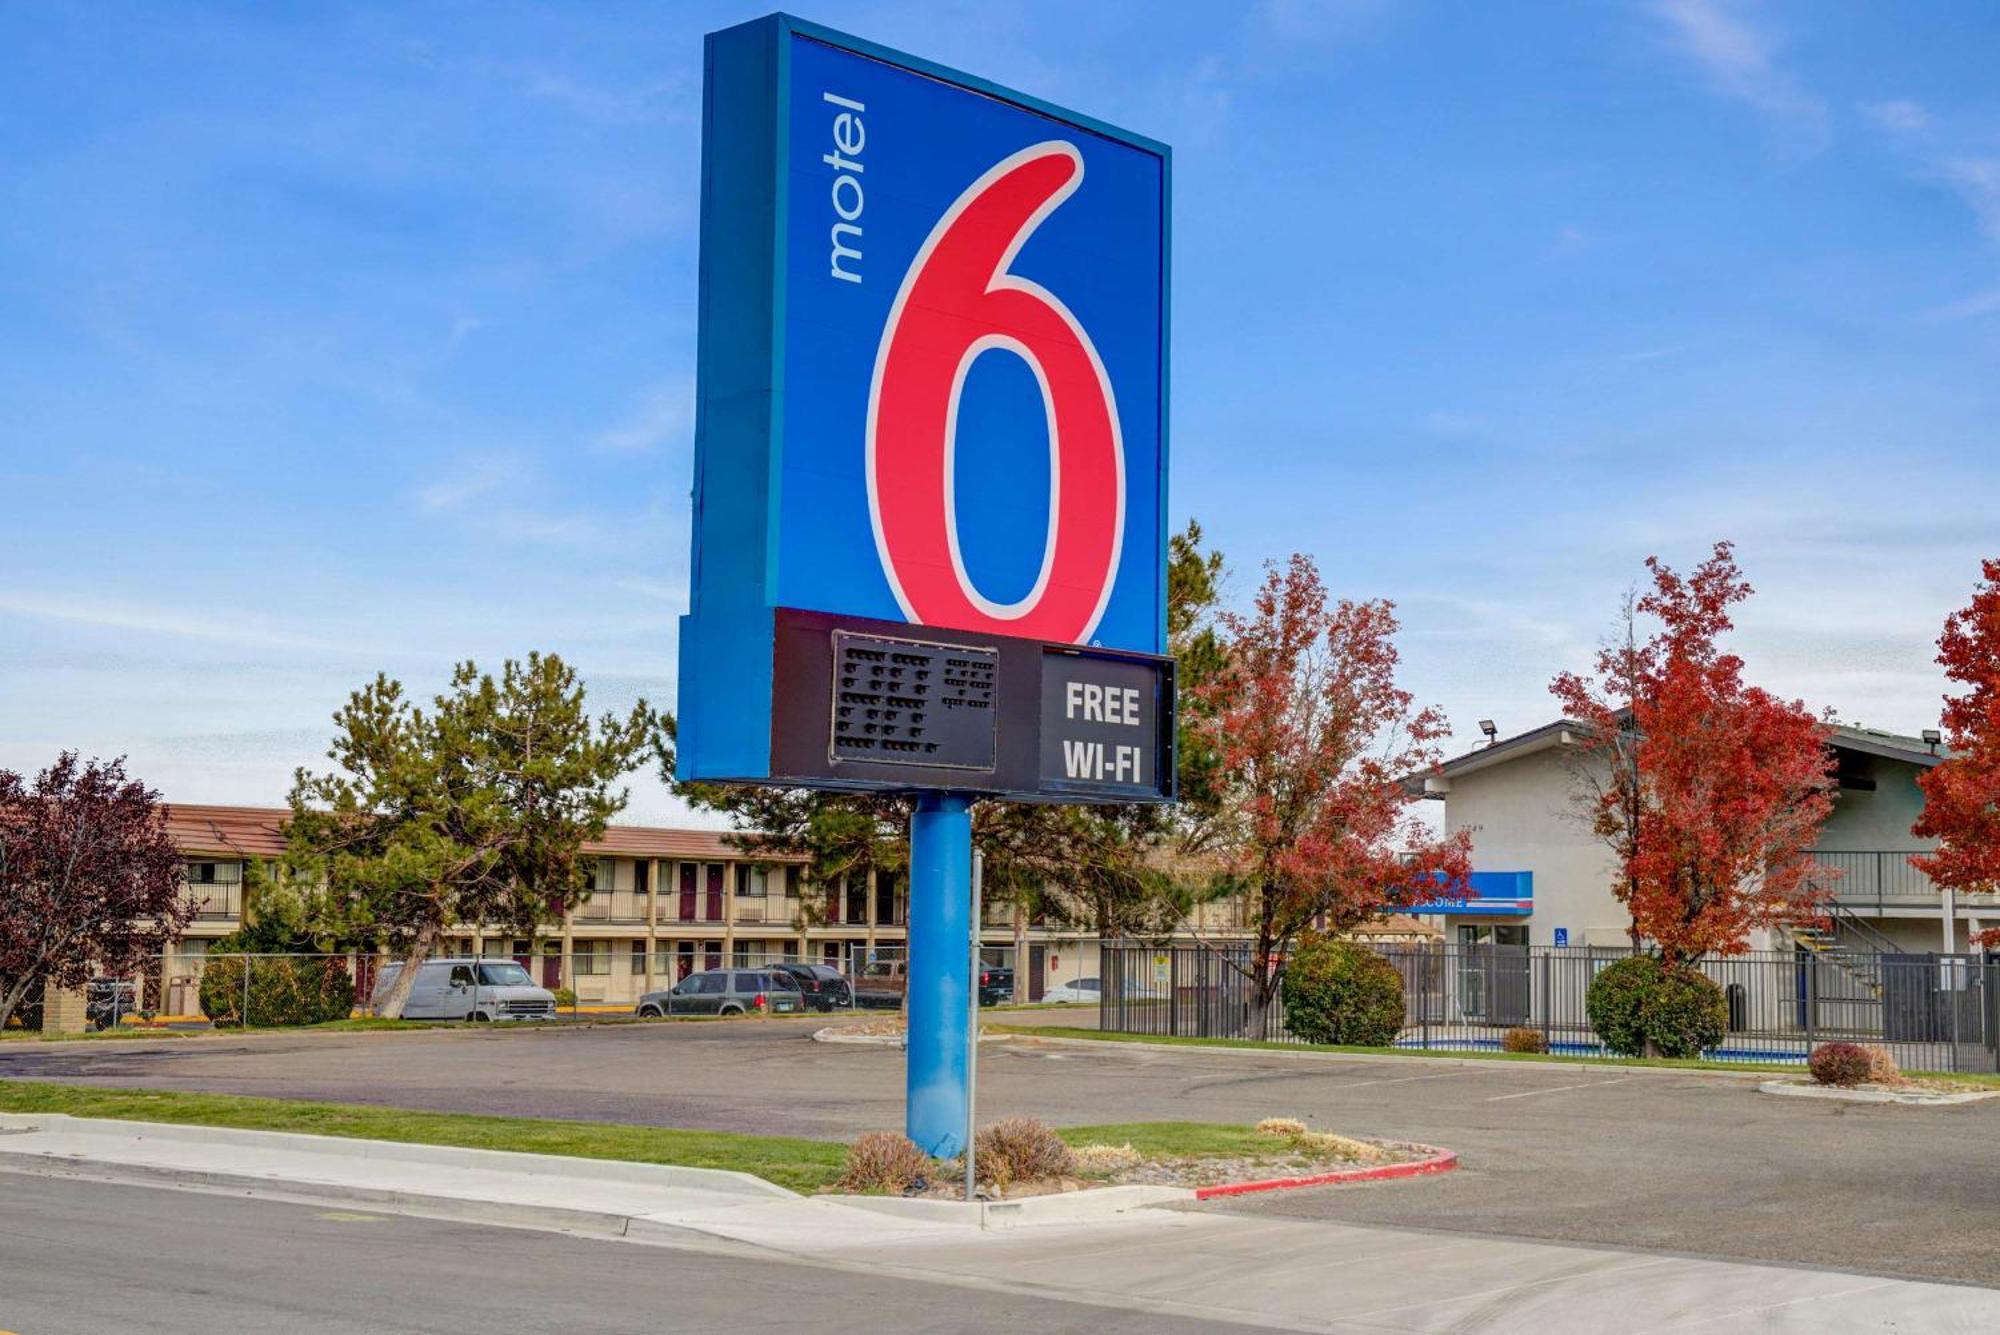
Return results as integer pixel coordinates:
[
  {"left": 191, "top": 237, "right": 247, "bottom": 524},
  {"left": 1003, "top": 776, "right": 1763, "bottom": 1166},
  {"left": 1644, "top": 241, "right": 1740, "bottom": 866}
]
[
  {"left": 164, "top": 803, "right": 798, "bottom": 863},
  {"left": 1419, "top": 718, "right": 1947, "bottom": 795}
]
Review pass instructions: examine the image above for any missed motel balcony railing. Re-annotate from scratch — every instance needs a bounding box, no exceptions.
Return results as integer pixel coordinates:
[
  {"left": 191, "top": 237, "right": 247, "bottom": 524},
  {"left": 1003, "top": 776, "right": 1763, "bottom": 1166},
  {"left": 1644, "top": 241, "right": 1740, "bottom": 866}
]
[
  {"left": 730, "top": 896, "right": 803, "bottom": 925},
  {"left": 1806, "top": 849, "right": 2000, "bottom": 914},
  {"left": 182, "top": 881, "right": 243, "bottom": 921},
  {"left": 570, "top": 892, "right": 650, "bottom": 924}
]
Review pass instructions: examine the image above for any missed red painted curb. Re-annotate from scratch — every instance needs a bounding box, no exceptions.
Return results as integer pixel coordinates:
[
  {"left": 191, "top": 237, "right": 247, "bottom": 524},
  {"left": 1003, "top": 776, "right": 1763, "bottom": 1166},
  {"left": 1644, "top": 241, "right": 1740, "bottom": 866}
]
[{"left": 1191, "top": 1144, "right": 1458, "bottom": 1199}]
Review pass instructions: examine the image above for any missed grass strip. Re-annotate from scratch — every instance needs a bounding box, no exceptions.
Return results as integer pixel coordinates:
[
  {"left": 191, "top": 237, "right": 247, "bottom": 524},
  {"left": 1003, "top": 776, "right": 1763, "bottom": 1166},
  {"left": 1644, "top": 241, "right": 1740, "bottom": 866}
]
[
  {"left": 0, "top": 1081, "right": 1315, "bottom": 1193},
  {"left": 1056, "top": 1121, "right": 1277, "bottom": 1157},
  {"left": 0, "top": 1079, "right": 849, "bottom": 1193},
  {"left": 986, "top": 1023, "right": 2000, "bottom": 1088},
  {"left": 988, "top": 1023, "right": 1804, "bottom": 1072}
]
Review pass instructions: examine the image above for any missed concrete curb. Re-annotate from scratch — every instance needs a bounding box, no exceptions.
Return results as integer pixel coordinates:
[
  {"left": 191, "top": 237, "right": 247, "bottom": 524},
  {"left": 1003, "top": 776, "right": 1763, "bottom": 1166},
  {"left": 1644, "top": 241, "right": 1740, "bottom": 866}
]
[
  {"left": 811, "top": 1027, "right": 904, "bottom": 1047},
  {"left": 0, "top": 1113, "right": 1196, "bottom": 1244},
  {"left": 1, "top": 1152, "right": 673, "bottom": 1240},
  {"left": 1191, "top": 1143, "right": 1458, "bottom": 1199},
  {"left": 831, "top": 1182, "right": 1191, "bottom": 1230},
  {"left": 1003, "top": 1032, "right": 1784, "bottom": 1081},
  {"left": 1756, "top": 1080, "right": 2000, "bottom": 1106},
  {"left": 0, "top": 1113, "right": 794, "bottom": 1199},
  {"left": 809, "top": 1026, "right": 1016, "bottom": 1048}
]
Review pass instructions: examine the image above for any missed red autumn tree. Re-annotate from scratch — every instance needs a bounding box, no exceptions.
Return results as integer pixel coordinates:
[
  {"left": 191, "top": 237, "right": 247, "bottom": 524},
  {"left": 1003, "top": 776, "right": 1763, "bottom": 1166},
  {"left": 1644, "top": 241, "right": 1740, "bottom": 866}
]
[
  {"left": 1912, "top": 559, "right": 2000, "bottom": 948},
  {"left": 1551, "top": 542, "right": 1835, "bottom": 963},
  {"left": 0, "top": 753, "right": 191, "bottom": 1029},
  {"left": 1191, "top": 554, "right": 1470, "bottom": 1023}
]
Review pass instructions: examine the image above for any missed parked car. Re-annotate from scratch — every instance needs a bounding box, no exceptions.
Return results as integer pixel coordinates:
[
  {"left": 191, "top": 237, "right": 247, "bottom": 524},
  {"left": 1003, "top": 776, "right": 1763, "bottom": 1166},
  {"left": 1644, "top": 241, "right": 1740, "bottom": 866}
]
[
  {"left": 764, "top": 961, "right": 853, "bottom": 1012},
  {"left": 977, "top": 966, "right": 1015, "bottom": 1007},
  {"left": 635, "top": 968, "right": 804, "bottom": 1018},
  {"left": 852, "top": 958, "right": 907, "bottom": 1009},
  {"left": 369, "top": 958, "right": 558, "bottom": 1021},
  {"left": 86, "top": 979, "right": 141, "bottom": 1031},
  {"left": 1041, "top": 977, "right": 1102, "bottom": 1005}
]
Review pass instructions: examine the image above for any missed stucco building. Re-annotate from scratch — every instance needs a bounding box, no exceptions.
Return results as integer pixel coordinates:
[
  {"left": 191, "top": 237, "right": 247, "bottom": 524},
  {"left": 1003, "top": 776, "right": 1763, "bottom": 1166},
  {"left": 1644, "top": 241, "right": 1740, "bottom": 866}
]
[
  {"left": 160, "top": 804, "right": 1252, "bottom": 1011},
  {"left": 1411, "top": 721, "right": 1987, "bottom": 954}
]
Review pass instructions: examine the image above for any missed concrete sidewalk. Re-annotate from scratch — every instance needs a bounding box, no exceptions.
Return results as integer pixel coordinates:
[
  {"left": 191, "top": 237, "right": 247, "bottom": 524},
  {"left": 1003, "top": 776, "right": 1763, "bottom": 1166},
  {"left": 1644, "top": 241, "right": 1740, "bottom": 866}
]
[{"left": 2, "top": 1113, "right": 1993, "bottom": 1332}]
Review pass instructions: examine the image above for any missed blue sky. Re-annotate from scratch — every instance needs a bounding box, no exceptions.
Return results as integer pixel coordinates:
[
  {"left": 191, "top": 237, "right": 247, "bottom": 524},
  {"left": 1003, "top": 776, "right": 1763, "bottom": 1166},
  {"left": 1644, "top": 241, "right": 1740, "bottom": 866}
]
[{"left": 3, "top": 1, "right": 1996, "bottom": 824}]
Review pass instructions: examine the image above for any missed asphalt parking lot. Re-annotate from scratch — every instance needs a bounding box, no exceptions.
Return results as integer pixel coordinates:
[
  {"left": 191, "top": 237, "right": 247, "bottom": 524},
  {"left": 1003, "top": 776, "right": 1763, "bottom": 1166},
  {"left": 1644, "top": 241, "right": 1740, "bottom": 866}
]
[{"left": 5, "top": 1020, "right": 1996, "bottom": 1287}]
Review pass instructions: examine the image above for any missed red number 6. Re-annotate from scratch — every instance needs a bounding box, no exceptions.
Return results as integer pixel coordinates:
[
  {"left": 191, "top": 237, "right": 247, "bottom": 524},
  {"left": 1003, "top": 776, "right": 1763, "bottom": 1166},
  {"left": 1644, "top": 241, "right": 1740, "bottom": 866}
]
[{"left": 866, "top": 141, "right": 1124, "bottom": 645}]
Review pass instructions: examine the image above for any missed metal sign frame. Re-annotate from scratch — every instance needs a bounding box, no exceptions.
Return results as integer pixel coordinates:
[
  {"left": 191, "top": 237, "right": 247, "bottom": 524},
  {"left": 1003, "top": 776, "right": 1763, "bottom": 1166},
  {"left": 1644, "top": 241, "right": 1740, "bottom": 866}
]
[{"left": 680, "top": 12, "right": 1172, "bottom": 1158}]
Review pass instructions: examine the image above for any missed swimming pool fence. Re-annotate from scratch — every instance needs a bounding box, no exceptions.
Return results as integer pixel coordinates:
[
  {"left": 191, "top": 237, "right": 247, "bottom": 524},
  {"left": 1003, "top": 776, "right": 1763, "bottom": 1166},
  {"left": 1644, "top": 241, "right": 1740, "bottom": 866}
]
[{"left": 1097, "top": 941, "right": 2000, "bottom": 1073}]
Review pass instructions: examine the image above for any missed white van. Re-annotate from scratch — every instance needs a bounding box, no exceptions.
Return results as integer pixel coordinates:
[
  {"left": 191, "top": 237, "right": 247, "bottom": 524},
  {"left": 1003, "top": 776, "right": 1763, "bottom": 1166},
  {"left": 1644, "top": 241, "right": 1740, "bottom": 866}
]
[{"left": 370, "top": 957, "right": 558, "bottom": 1021}]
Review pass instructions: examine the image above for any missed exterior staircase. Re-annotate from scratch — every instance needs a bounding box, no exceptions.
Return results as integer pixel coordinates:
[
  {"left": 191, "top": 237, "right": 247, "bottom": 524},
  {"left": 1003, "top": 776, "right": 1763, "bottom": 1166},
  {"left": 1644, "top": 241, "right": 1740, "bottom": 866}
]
[{"left": 1787, "top": 902, "right": 1905, "bottom": 999}]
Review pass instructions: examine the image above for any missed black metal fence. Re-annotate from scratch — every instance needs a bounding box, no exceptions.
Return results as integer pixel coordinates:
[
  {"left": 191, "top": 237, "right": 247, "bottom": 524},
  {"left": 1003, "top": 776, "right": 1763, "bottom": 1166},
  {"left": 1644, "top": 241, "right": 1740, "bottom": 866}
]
[{"left": 1099, "top": 942, "right": 2000, "bottom": 1074}]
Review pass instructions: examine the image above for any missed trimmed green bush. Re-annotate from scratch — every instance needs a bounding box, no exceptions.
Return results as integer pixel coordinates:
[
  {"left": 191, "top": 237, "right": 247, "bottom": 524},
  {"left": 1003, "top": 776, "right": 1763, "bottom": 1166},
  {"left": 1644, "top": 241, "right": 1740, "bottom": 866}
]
[
  {"left": 1585, "top": 955, "right": 1727, "bottom": 1059},
  {"left": 199, "top": 955, "right": 355, "bottom": 1028},
  {"left": 1281, "top": 936, "right": 1406, "bottom": 1047}
]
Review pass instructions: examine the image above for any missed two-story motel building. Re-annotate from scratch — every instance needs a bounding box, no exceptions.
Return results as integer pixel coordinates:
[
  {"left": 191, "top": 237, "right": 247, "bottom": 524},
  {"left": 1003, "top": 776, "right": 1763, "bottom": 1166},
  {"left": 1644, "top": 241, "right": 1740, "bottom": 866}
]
[
  {"left": 161, "top": 804, "right": 1236, "bottom": 1012},
  {"left": 1410, "top": 720, "right": 1987, "bottom": 955}
]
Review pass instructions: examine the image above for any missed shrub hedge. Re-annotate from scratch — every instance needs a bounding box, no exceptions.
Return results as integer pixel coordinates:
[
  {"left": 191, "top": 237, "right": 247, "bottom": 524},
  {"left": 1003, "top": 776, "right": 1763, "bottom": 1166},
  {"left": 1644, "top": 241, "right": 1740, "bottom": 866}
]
[
  {"left": 1282, "top": 936, "right": 1406, "bottom": 1047},
  {"left": 1501, "top": 1025, "right": 1548, "bottom": 1054},
  {"left": 199, "top": 954, "right": 355, "bottom": 1028},
  {"left": 1809, "top": 1042, "right": 1872, "bottom": 1088},
  {"left": 1584, "top": 955, "right": 1727, "bottom": 1059},
  {"left": 837, "top": 1131, "right": 932, "bottom": 1194},
  {"left": 974, "top": 1117, "right": 1075, "bottom": 1191}
]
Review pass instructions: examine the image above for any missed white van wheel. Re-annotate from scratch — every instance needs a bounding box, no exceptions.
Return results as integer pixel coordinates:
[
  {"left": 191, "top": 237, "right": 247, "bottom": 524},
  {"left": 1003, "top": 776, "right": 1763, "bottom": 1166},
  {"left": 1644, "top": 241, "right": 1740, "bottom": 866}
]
[
  {"left": 470, "top": 1011, "right": 490, "bottom": 1022},
  {"left": 719, "top": 1004, "right": 743, "bottom": 1017}
]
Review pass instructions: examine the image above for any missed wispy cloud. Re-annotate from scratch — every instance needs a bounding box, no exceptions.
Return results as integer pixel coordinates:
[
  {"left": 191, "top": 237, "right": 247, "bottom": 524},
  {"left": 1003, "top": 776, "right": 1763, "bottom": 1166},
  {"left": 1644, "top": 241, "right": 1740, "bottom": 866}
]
[
  {"left": 615, "top": 577, "right": 685, "bottom": 602},
  {"left": 414, "top": 455, "right": 519, "bottom": 514},
  {"left": 411, "top": 454, "right": 599, "bottom": 544},
  {"left": 1615, "top": 341, "right": 1697, "bottom": 362},
  {"left": 517, "top": 68, "right": 689, "bottom": 126},
  {"left": 0, "top": 591, "right": 357, "bottom": 655},
  {"left": 1862, "top": 99, "right": 1930, "bottom": 133},
  {"left": 1928, "top": 287, "right": 2000, "bottom": 322},
  {"left": 596, "top": 378, "right": 694, "bottom": 455},
  {"left": 443, "top": 313, "right": 483, "bottom": 352},
  {"left": 1651, "top": 0, "right": 1825, "bottom": 127},
  {"left": 1944, "top": 158, "right": 2000, "bottom": 243}
]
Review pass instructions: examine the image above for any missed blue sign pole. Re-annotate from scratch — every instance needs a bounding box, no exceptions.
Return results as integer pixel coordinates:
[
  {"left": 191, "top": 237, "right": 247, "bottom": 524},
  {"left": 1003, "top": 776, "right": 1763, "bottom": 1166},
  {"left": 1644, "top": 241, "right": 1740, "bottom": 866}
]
[{"left": 906, "top": 791, "right": 973, "bottom": 1156}]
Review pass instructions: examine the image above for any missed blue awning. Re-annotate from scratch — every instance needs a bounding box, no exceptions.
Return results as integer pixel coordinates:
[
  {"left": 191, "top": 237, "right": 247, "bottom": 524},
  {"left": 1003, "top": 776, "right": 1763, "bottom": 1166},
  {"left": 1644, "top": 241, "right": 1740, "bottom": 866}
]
[{"left": 1404, "top": 870, "right": 1532, "bottom": 917}]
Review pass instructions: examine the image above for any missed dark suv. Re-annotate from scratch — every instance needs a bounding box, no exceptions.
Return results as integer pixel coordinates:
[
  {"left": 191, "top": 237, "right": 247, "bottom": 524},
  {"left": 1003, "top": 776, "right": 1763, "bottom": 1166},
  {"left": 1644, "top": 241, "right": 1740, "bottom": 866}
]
[
  {"left": 977, "top": 966, "right": 1015, "bottom": 1007},
  {"left": 636, "top": 968, "right": 803, "bottom": 1018},
  {"left": 765, "top": 962, "right": 854, "bottom": 1012}
]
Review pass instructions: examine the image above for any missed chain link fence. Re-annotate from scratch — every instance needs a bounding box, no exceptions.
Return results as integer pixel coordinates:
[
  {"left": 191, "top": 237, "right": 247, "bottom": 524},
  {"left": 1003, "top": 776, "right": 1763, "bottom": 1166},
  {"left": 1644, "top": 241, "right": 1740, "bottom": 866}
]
[
  {"left": 1100, "top": 941, "right": 2000, "bottom": 1074},
  {"left": 23, "top": 943, "right": 936, "bottom": 1031}
]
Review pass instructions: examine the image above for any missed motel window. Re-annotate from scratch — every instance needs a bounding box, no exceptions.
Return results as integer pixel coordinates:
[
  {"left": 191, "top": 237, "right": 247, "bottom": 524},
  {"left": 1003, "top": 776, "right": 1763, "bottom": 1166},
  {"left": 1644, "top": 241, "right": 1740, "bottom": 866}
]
[
  {"left": 630, "top": 941, "right": 646, "bottom": 975},
  {"left": 573, "top": 942, "right": 608, "bottom": 976},
  {"left": 735, "top": 865, "right": 768, "bottom": 898},
  {"left": 1457, "top": 924, "right": 1528, "bottom": 947},
  {"left": 784, "top": 865, "right": 802, "bottom": 898},
  {"left": 591, "top": 860, "right": 616, "bottom": 893}
]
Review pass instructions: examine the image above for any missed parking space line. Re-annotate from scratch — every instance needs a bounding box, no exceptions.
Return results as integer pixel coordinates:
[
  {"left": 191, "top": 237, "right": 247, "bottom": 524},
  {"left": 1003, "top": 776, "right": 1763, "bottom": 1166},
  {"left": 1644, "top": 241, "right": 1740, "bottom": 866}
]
[
  {"left": 1334, "top": 1070, "right": 1469, "bottom": 1091},
  {"left": 1485, "top": 1076, "right": 1637, "bottom": 1101}
]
